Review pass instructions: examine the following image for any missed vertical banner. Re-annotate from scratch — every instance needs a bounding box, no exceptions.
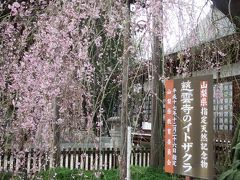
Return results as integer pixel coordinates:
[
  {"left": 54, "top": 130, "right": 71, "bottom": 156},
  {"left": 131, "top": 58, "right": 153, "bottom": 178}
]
[
  {"left": 164, "top": 75, "right": 213, "bottom": 179},
  {"left": 165, "top": 80, "right": 174, "bottom": 173}
]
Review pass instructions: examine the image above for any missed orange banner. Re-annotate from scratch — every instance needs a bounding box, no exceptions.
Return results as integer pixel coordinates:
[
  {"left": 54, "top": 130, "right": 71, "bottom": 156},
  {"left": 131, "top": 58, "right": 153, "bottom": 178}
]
[{"left": 165, "top": 80, "right": 174, "bottom": 173}]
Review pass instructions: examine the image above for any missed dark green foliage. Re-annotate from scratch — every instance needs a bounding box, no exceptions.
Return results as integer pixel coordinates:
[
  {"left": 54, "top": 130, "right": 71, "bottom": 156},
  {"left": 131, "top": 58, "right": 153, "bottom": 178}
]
[
  {"left": 0, "top": 172, "right": 12, "bottom": 180},
  {"left": 36, "top": 166, "right": 177, "bottom": 180},
  {"left": 219, "top": 151, "right": 240, "bottom": 180},
  {"left": 87, "top": 17, "right": 123, "bottom": 136},
  {"left": 0, "top": 166, "right": 177, "bottom": 179},
  {"left": 36, "top": 168, "right": 92, "bottom": 180},
  {"left": 0, "top": 172, "right": 21, "bottom": 180},
  {"left": 130, "top": 166, "right": 177, "bottom": 180},
  {"left": 219, "top": 169, "right": 240, "bottom": 180},
  {"left": 219, "top": 117, "right": 240, "bottom": 180}
]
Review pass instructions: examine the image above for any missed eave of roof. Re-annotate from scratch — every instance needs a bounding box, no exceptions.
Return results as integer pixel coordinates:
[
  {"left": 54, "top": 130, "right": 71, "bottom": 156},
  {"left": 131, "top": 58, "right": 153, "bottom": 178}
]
[{"left": 211, "top": 0, "right": 240, "bottom": 28}]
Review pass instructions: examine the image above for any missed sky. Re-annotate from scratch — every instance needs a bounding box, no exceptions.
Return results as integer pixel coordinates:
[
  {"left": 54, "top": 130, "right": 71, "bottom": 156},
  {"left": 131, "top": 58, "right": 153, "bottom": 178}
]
[
  {"left": 163, "top": 0, "right": 212, "bottom": 52},
  {"left": 131, "top": 0, "right": 213, "bottom": 59}
]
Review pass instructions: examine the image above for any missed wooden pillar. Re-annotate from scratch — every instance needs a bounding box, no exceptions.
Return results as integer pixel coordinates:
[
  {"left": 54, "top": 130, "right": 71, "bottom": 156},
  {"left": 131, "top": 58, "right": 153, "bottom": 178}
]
[
  {"left": 150, "top": 0, "right": 164, "bottom": 170},
  {"left": 120, "top": 0, "right": 131, "bottom": 179},
  {"left": 53, "top": 97, "right": 61, "bottom": 167}
]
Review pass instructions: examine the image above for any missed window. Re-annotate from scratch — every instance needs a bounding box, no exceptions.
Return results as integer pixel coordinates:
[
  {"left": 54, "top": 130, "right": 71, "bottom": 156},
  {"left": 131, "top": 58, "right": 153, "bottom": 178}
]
[{"left": 214, "top": 82, "right": 233, "bottom": 131}]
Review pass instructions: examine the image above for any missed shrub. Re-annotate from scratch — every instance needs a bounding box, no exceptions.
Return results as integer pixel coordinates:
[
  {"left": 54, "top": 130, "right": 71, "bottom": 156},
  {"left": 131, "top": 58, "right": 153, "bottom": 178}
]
[
  {"left": 0, "top": 172, "right": 12, "bottom": 180},
  {"left": 0, "top": 172, "right": 22, "bottom": 180},
  {"left": 37, "top": 168, "right": 94, "bottom": 180},
  {"left": 36, "top": 166, "right": 177, "bottom": 180},
  {"left": 219, "top": 160, "right": 240, "bottom": 180},
  {"left": 131, "top": 166, "right": 177, "bottom": 180}
]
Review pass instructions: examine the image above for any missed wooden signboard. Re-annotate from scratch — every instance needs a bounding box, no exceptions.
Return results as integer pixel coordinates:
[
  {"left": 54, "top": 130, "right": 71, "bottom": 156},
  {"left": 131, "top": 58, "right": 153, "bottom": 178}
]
[{"left": 164, "top": 75, "right": 214, "bottom": 179}]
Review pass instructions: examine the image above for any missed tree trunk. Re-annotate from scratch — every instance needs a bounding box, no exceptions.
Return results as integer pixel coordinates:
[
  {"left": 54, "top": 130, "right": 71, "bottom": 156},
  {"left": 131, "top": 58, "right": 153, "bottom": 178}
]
[
  {"left": 53, "top": 97, "right": 61, "bottom": 167},
  {"left": 150, "top": 0, "right": 164, "bottom": 170},
  {"left": 120, "top": 0, "right": 131, "bottom": 179}
]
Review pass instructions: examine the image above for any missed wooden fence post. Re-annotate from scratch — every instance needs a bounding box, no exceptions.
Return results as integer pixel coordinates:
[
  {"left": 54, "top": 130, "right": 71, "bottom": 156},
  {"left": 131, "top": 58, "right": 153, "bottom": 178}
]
[{"left": 0, "top": 147, "right": 151, "bottom": 172}]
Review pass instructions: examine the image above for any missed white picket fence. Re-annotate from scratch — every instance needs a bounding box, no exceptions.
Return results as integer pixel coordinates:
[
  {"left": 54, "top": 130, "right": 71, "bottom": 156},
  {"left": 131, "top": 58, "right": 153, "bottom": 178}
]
[{"left": 0, "top": 148, "right": 150, "bottom": 174}]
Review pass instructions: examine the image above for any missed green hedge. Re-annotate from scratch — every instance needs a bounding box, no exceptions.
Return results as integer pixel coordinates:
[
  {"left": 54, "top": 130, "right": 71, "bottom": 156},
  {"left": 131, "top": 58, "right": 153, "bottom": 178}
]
[
  {"left": 0, "top": 167, "right": 177, "bottom": 179},
  {"left": 130, "top": 166, "right": 177, "bottom": 180},
  {"left": 0, "top": 172, "right": 22, "bottom": 180},
  {"left": 36, "top": 166, "right": 177, "bottom": 180},
  {"left": 0, "top": 172, "right": 13, "bottom": 180}
]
